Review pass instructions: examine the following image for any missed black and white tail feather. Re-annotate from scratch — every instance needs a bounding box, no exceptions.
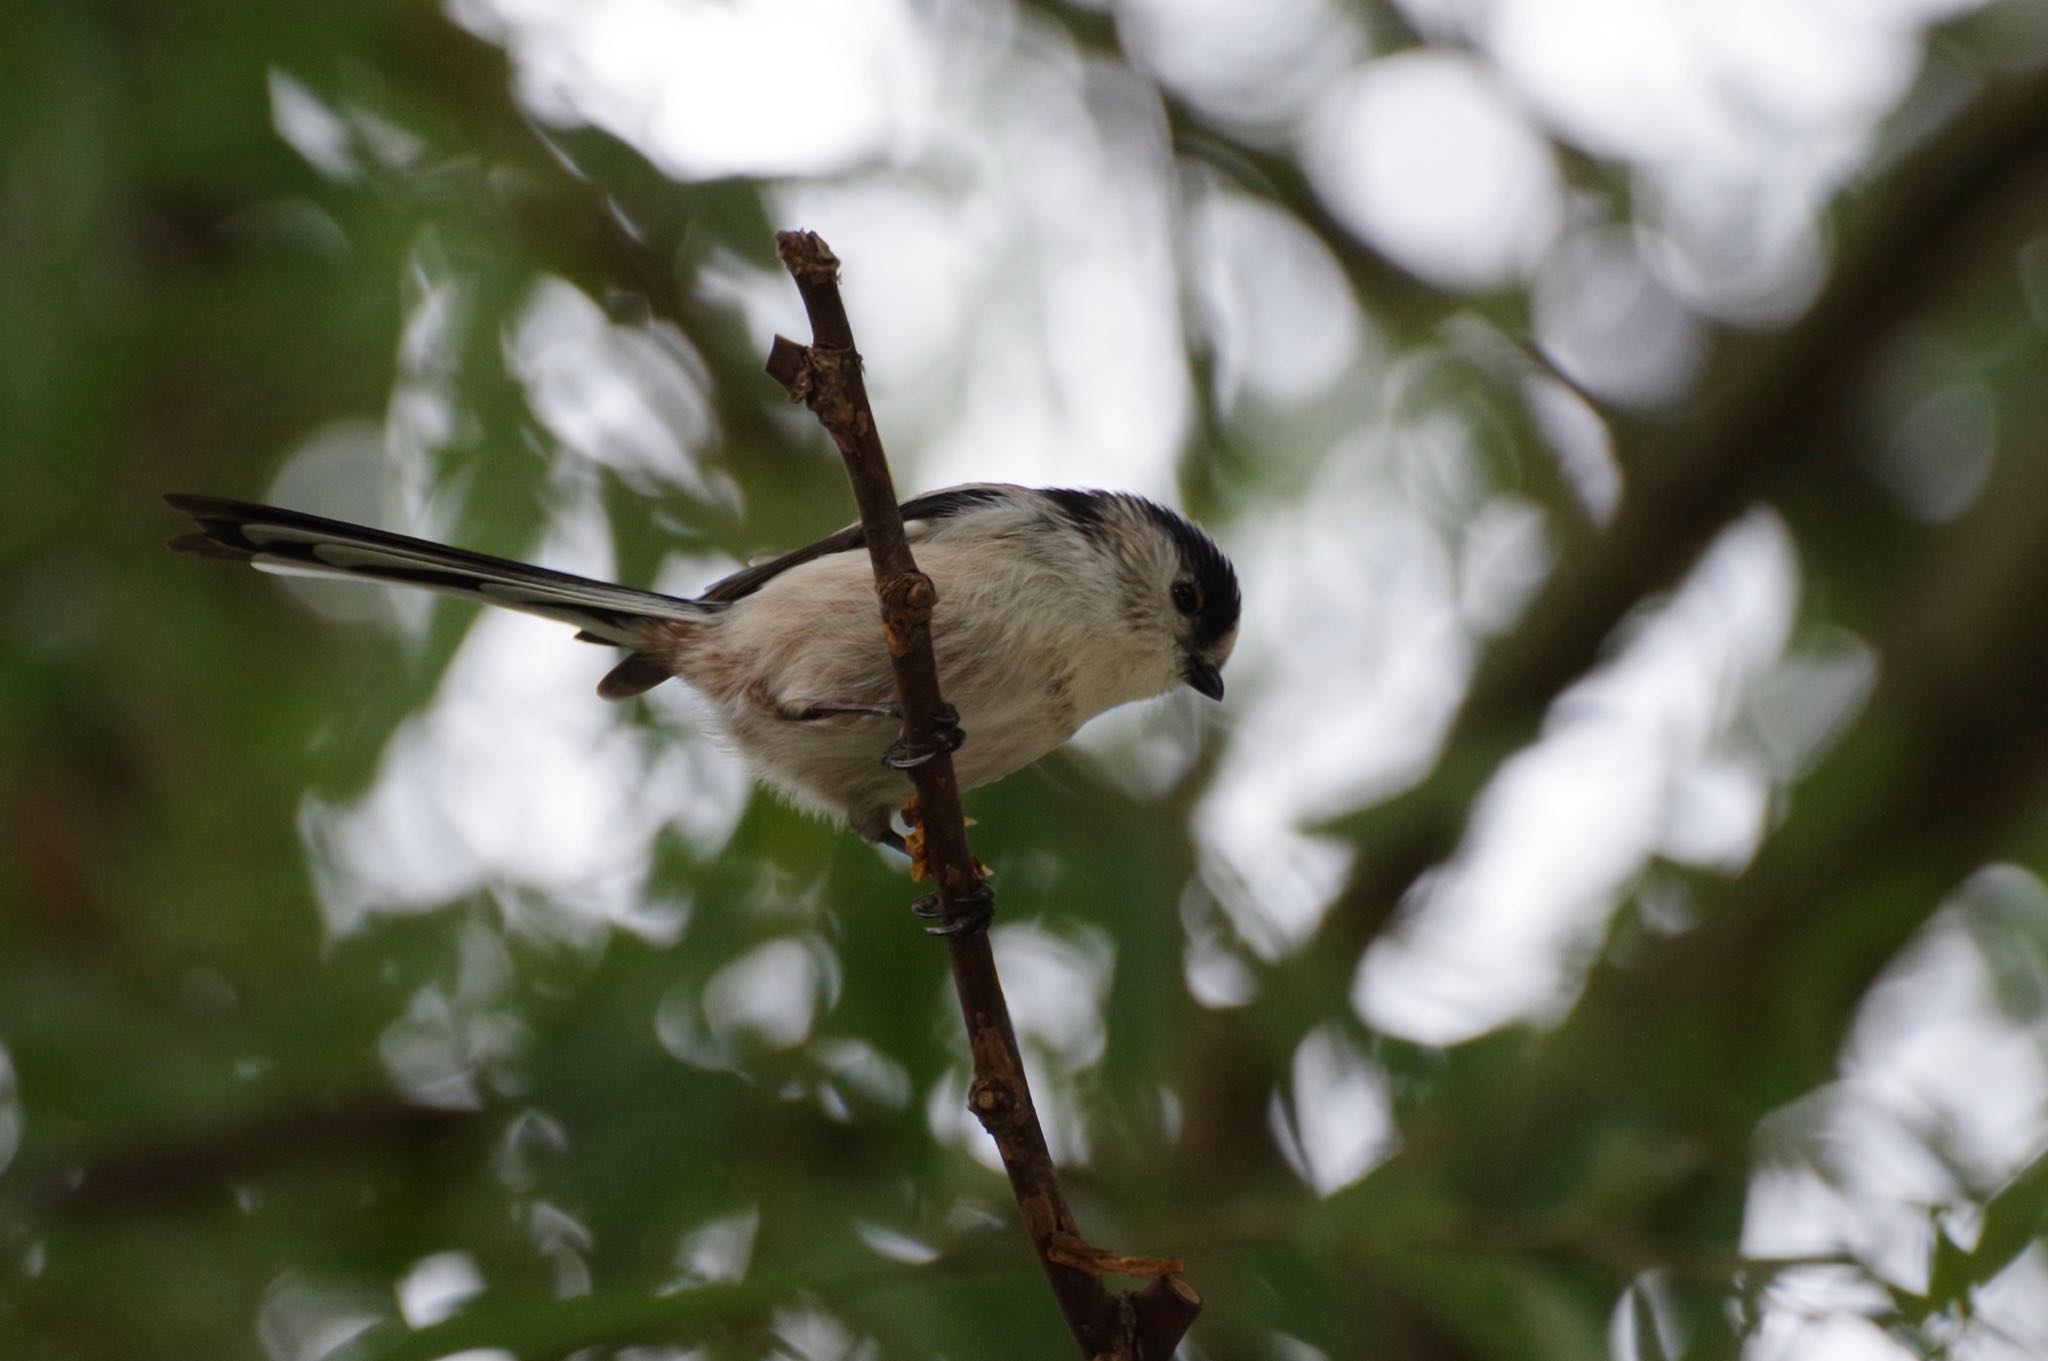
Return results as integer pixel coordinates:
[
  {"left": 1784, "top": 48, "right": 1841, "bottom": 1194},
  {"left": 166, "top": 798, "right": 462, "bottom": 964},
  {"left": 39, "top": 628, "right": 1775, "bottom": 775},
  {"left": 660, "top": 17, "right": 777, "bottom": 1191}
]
[{"left": 164, "top": 493, "right": 721, "bottom": 650}]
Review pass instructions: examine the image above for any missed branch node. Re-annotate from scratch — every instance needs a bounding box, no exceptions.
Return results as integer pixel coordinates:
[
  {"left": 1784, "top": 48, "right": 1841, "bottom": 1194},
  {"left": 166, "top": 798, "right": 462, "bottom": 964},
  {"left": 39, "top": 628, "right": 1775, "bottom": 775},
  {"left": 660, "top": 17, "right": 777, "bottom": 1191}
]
[
  {"left": 764, "top": 334, "right": 812, "bottom": 399},
  {"left": 766, "top": 339, "right": 865, "bottom": 432},
  {"left": 968, "top": 1072, "right": 1027, "bottom": 1135},
  {"left": 879, "top": 570, "right": 938, "bottom": 656},
  {"left": 775, "top": 228, "right": 841, "bottom": 283},
  {"left": 879, "top": 569, "right": 938, "bottom": 618},
  {"left": 803, "top": 344, "right": 865, "bottom": 432}
]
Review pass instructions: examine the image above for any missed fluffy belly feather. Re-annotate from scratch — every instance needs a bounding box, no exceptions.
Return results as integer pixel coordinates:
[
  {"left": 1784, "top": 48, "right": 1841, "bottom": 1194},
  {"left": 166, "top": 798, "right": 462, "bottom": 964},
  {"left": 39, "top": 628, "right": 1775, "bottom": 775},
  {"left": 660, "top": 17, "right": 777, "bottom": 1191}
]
[{"left": 726, "top": 689, "right": 1074, "bottom": 838}]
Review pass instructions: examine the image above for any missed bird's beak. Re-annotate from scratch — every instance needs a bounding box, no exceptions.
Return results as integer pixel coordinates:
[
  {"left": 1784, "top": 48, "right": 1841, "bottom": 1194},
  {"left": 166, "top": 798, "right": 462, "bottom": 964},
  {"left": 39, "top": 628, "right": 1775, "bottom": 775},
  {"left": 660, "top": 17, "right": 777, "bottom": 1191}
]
[{"left": 1185, "top": 657, "right": 1226, "bottom": 701}]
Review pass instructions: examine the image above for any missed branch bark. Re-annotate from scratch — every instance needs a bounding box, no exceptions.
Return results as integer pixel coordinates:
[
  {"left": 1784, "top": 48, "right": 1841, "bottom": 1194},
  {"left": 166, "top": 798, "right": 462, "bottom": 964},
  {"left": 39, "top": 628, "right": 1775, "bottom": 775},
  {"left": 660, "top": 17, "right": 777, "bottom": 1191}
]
[{"left": 765, "top": 230, "right": 1199, "bottom": 1361}]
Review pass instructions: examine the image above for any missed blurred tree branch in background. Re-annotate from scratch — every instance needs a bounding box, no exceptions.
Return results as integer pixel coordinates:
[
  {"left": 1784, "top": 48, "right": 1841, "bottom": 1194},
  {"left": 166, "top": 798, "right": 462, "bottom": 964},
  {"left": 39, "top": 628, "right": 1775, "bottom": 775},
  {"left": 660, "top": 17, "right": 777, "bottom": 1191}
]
[{"left": 1320, "top": 59, "right": 2048, "bottom": 960}]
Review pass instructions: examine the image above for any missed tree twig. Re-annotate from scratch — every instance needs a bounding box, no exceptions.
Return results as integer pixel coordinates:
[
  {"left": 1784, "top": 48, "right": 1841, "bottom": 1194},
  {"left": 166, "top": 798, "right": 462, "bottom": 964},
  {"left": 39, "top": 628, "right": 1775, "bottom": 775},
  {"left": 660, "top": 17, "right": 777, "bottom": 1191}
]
[{"left": 764, "top": 229, "right": 1200, "bottom": 1360}]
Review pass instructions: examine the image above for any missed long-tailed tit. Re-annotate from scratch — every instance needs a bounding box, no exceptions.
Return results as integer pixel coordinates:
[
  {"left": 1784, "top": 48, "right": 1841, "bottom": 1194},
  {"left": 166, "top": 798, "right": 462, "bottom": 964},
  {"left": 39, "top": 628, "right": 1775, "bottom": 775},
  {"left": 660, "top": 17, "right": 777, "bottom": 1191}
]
[{"left": 165, "top": 485, "right": 1240, "bottom": 849}]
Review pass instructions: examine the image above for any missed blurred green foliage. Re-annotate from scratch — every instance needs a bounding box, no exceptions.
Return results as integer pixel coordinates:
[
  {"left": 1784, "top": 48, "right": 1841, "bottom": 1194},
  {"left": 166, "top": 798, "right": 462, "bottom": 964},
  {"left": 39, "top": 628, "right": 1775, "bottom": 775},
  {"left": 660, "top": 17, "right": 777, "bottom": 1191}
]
[{"left": 8, "top": 2, "right": 2048, "bottom": 1360}]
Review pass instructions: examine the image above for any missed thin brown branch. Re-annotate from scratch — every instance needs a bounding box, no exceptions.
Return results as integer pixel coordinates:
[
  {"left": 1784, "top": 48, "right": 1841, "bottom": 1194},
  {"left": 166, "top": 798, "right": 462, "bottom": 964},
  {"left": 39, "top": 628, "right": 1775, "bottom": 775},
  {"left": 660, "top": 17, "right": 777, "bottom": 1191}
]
[{"left": 765, "top": 229, "right": 1199, "bottom": 1361}]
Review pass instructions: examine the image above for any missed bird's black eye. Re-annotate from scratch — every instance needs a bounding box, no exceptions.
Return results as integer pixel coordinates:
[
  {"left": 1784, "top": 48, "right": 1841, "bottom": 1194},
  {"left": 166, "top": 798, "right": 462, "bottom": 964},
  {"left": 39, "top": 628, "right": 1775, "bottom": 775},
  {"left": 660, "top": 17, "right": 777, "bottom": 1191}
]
[{"left": 1171, "top": 580, "right": 1200, "bottom": 616}]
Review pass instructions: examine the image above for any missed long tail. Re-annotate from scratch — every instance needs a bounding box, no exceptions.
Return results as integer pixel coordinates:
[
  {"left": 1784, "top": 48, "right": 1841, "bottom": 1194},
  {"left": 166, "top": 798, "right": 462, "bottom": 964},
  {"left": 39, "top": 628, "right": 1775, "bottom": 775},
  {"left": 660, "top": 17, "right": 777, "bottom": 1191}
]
[{"left": 164, "top": 494, "right": 720, "bottom": 656}]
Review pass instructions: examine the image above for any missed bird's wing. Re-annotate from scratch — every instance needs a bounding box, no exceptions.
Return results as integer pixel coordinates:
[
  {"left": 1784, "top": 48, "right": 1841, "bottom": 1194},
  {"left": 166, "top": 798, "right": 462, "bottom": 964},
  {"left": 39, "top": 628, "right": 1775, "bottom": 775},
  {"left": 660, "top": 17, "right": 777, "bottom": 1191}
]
[{"left": 696, "top": 484, "right": 1019, "bottom": 603}]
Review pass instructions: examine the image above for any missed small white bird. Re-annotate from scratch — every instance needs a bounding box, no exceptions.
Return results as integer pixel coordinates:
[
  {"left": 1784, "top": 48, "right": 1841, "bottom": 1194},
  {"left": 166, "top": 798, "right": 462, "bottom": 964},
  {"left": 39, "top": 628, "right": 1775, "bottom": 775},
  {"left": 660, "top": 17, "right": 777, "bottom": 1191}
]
[{"left": 166, "top": 485, "right": 1240, "bottom": 850}]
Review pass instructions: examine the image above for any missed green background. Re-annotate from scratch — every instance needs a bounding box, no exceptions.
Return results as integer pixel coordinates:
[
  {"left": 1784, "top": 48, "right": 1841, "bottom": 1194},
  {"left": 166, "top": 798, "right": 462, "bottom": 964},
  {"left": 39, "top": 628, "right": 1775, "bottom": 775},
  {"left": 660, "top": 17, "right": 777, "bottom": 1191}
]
[{"left": 8, "top": 2, "right": 2048, "bottom": 1359}]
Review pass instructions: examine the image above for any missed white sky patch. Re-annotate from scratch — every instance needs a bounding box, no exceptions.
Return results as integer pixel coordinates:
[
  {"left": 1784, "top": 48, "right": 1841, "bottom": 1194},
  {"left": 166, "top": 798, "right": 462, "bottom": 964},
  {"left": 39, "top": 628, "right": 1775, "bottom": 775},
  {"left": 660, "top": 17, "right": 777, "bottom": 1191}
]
[
  {"left": 1483, "top": 0, "right": 1923, "bottom": 169},
  {"left": 433, "top": 0, "right": 1988, "bottom": 506},
  {"left": 926, "top": 922, "right": 1115, "bottom": 1170},
  {"left": 1738, "top": 867, "right": 2048, "bottom": 1356},
  {"left": 1303, "top": 52, "right": 1563, "bottom": 290},
  {"left": 452, "top": 0, "right": 938, "bottom": 180},
  {"left": 1479, "top": 0, "right": 1982, "bottom": 324},
  {"left": 1180, "top": 879, "right": 1261, "bottom": 1008},
  {"left": 298, "top": 483, "right": 748, "bottom": 941},
  {"left": 261, "top": 423, "right": 420, "bottom": 634},
  {"left": 506, "top": 277, "right": 732, "bottom": 505},
  {"left": 656, "top": 928, "right": 844, "bottom": 1072},
  {"left": 1188, "top": 185, "right": 1371, "bottom": 412},
  {"left": 812, "top": 1039, "right": 912, "bottom": 1116},
  {"left": 267, "top": 67, "right": 426, "bottom": 182},
  {"left": 771, "top": 1304, "right": 872, "bottom": 1361},
  {"left": 257, "top": 1272, "right": 388, "bottom": 1361},
  {"left": 1195, "top": 443, "right": 1473, "bottom": 960},
  {"left": 992, "top": 922, "right": 1117, "bottom": 1074},
  {"left": 1608, "top": 1271, "right": 1685, "bottom": 1361},
  {"left": 1844, "top": 881, "right": 2048, "bottom": 1186},
  {"left": 395, "top": 1251, "right": 486, "bottom": 1328},
  {"left": 1356, "top": 510, "right": 1797, "bottom": 1044},
  {"left": 760, "top": 178, "right": 983, "bottom": 389},
  {"left": 1268, "top": 1024, "right": 1396, "bottom": 1196},
  {"left": 377, "top": 922, "right": 529, "bottom": 1109},
  {"left": 1637, "top": 169, "right": 1831, "bottom": 327},
  {"left": 266, "top": 233, "right": 479, "bottom": 644},
  {"left": 905, "top": 58, "right": 1189, "bottom": 495},
  {"left": 700, "top": 935, "right": 841, "bottom": 1054},
  {"left": 1062, "top": 695, "right": 1210, "bottom": 804},
  {"left": 1966, "top": 1246, "right": 2048, "bottom": 1361},
  {"left": 671, "top": 1206, "right": 760, "bottom": 1286},
  {"left": 1115, "top": 0, "right": 1364, "bottom": 129},
  {"left": 1533, "top": 225, "right": 1706, "bottom": 409},
  {"left": 1741, "top": 1311, "right": 1918, "bottom": 1361},
  {"left": 268, "top": 70, "right": 358, "bottom": 180},
  {"left": 854, "top": 1221, "right": 940, "bottom": 1266},
  {"left": 1485, "top": 0, "right": 1750, "bottom": 168},
  {"left": 450, "top": 0, "right": 1194, "bottom": 498},
  {"left": 668, "top": 42, "right": 1192, "bottom": 502}
]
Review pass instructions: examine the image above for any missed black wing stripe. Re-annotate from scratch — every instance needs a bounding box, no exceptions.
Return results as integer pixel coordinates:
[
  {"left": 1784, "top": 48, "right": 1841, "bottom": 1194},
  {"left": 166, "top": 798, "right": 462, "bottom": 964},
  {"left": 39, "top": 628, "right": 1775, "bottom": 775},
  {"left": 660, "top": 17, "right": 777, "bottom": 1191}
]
[
  {"left": 697, "top": 485, "right": 1015, "bottom": 603},
  {"left": 897, "top": 486, "right": 1010, "bottom": 521},
  {"left": 697, "top": 523, "right": 871, "bottom": 603}
]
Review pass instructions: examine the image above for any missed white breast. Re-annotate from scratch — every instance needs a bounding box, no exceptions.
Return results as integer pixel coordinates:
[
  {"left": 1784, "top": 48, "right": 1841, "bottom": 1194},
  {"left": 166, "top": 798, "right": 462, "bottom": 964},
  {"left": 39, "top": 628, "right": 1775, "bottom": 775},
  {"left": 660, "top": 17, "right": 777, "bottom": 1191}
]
[{"left": 664, "top": 531, "right": 1166, "bottom": 838}]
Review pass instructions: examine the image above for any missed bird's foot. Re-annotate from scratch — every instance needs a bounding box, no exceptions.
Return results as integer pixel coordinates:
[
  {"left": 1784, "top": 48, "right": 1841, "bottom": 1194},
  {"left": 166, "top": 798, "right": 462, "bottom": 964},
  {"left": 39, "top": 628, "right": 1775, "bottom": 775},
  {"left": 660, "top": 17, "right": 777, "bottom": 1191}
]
[
  {"left": 910, "top": 879, "right": 995, "bottom": 937},
  {"left": 1043, "top": 1232, "right": 1184, "bottom": 1280},
  {"left": 883, "top": 702, "right": 964, "bottom": 769},
  {"left": 788, "top": 700, "right": 900, "bottom": 722}
]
